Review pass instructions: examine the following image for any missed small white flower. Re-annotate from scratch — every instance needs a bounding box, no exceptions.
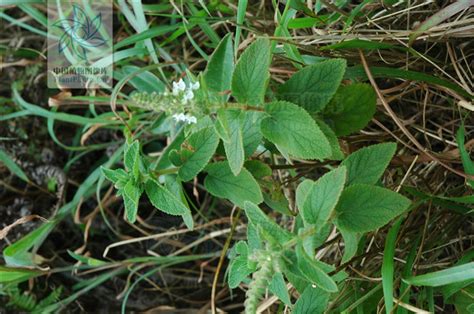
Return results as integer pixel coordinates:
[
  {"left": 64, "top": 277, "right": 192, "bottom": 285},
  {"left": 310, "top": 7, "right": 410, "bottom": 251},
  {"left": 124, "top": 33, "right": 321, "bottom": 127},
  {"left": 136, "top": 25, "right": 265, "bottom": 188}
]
[
  {"left": 183, "top": 89, "right": 194, "bottom": 102},
  {"left": 187, "top": 115, "right": 197, "bottom": 124},
  {"left": 191, "top": 81, "right": 200, "bottom": 90},
  {"left": 172, "top": 113, "right": 186, "bottom": 122},
  {"left": 172, "top": 78, "right": 186, "bottom": 95},
  {"left": 172, "top": 113, "right": 197, "bottom": 124}
]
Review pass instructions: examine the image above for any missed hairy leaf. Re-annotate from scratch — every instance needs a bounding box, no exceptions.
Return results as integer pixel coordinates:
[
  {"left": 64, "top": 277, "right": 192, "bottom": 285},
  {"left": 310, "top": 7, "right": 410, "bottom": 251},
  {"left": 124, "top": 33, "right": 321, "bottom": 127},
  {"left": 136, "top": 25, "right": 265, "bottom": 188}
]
[
  {"left": 204, "top": 162, "right": 263, "bottom": 207},
  {"left": 203, "top": 33, "right": 234, "bottom": 102},
  {"left": 296, "top": 244, "right": 338, "bottom": 292},
  {"left": 228, "top": 241, "right": 253, "bottom": 288},
  {"left": 261, "top": 101, "right": 331, "bottom": 160},
  {"left": 145, "top": 179, "right": 193, "bottom": 229},
  {"left": 231, "top": 38, "right": 272, "bottom": 105},
  {"left": 269, "top": 272, "right": 291, "bottom": 306},
  {"left": 341, "top": 143, "right": 397, "bottom": 186},
  {"left": 277, "top": 59, "right": 346, "bottom": 112},
  {"left": 178, "top": 127, "right": 219, "bottom": 181},
  {"left": 323, "top": 83, "right": 376, "bottom": 136},
  {"left": 216, "top": 109, "right": 245, "bottom": 175},
  {"left": 293, "top": 285, "right": 330, "bottom": 314},
  {"left": 302, "top": 167, "right": 347, "bottom": 226},
  {"left": 335, "top": 184, "right": 411, "bottom": 233},
  {"left": 243, "top": 201, "right": 292, "bottom": 243}
]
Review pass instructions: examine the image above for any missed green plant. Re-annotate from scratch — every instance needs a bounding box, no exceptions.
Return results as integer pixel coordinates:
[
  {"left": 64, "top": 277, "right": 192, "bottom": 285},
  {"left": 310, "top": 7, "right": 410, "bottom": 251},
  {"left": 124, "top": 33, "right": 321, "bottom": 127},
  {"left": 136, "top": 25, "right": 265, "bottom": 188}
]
[
  {"left": 100, "top": 35, "right": 412, "bottom": 313},
  {"left": 2, "top": 284, "right": 62, "bottom": 314}
]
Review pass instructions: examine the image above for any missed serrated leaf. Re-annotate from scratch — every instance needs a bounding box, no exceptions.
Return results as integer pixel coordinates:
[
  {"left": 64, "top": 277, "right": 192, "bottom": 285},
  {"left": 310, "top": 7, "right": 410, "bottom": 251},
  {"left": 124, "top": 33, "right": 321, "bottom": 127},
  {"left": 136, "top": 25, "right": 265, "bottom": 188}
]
[
  {"left": 323, "top": 83, "right": 376, "bottom": 136},
  {"left": 339, "top": 228, "right": 362, "bottom": 263},
  {"left": 241, "top": 111, "right": 263, "bottom": 157},
  {"left": 178, "top": 127, "right": 219, "bottom": 181},
  {"left": 301, "top": 167, "right": 346, "bottom": 226},
  {"left": 293, "top": 285, "right": 330, "bottom": 314},
  {"left": 303, "top": 223, "right": 333, "bottom": 257},
  {"left": 244, "top": 160, "right": 272, "bottom": 179},
  {"left": 217, "top": 109, "right": 245, "bottom": 175},
  {"left": 204, "top": 162, "right": 263, "bottom": 207},
  {"left": 124, "top": 140, "right": 140, "bottom": 180},
  {"left": 101, "top": 167, "right": 128, "bottom": 185},
  {"left": 261, "top": 101, "right": 331, "bottom": 160},
  {"left": 123, "top": 179, "right": 141, "bottom": 223},
  {"left": 296, "top": 179, "right": 313, "bottom": 211},
  {"left": 341, "top": 142, "right": 397, "bottom": 186},
  {"left": 314, "top": 118, "right": 344, "bottom": 160},
  {"left": 296, "top": 244, "right": 338, "bottom": 292},
  {"left": 203, "top": 33, "right": 234, "bottom": 102},
  {"left": 243, "top": 201, "right": 293, "bottom": 243},
  {"left": 145, "top": 179, "right": 193, "bottom": 229},
  {"left": 228, "top": 241, "right": 253, "bottom": 288},
  {"left": 269, "top": 272, "right": 292, "bottom": 306},
  {"left": 277, "top": 59, "right": 346, "bottom": 113},
  {"left": 247, "top": 222, "right": 262, "bottom": 252},
  {"left": 335, "top": 184, "right": 411, "bottom": 233},
  {"left": 231, "top": 38, "right": 272, "bottom": 105},
  {"left": 162, "top": 175, "right": 194, "bottom": 229}
]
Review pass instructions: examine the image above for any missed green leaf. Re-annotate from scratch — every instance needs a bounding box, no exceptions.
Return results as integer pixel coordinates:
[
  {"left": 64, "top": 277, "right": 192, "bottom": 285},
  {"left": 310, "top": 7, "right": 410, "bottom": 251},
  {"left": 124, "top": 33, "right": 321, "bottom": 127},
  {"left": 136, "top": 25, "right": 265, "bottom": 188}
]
[
  {"left": 0, "top": 148, "right": 29, "bottom": 182},
  {"left": 344, "top": 65, "right": 472, "bottom": 100},
  {"left": 261, "top": 101, "right": 331, "bottom": 160},
  {"left": 404, "top": 262, "right": 474, "bottom": 287},
  {"left": 178, "top": 127, "right": 219, "bottom": 181},
  {"left": 320, "top": 39, "right": 402, "bottom": 51},
  {"left": 293, "top": 285, "right": 330, "bottom": 314},
  {"left": 341, "top": 143, "right": 397, "bottom": 186},
  {"left": 231, "top": 38, "right": 272, "bottom": 105},
  {"left": 119, "top": 65, "right": 165, "bottom": 93},
  {"left": 335, "top": 184, "right": 411, "bottom": 233},
  {"left": 322, "top": 83, "right": 376, "bottom": 136},
  {"left": 228, "top": 241, "right": 253, "bottom": 289},
  {"left": 245, "top": 160, "right": 272, "bottom": 179},
  {"left": 203, "top": 33, "right": 234, "bottom": 101},
  {"left": 301, "top": 167, "right": 347, "bottom": 226},
  {"left": 277, "top": 59, "right": 346, "bottom": 112},
  {"left": 123, "top": 179, "right": 141, "bottom": 223},
  {"left": 339, "top": 228, "right": 362, "bottom": 263},
  {"left": 0, "top": 265, "right": 42, "bottom": 283},
  {"left": 243, "top": 201, "right": 293, "bottom": 243},
  {"left": 247, "top": 222, "right": 262, "bottom": 252},
  {"left": 269, "top": 272, "right": 291, "bottom": 306},
  {"left": 314, "top": 118, "right": 344, "bottom": 160},
  {"left": 296, "top": 244, "right": 338, "bottom": 292},
  {"left": 124, "top": 140, "right": 140, "bottom": 180},
  {"left": 145, "top": 179, "right": 193, "bottom": 229},
  {"left": 382, "top": 218, "right": 403, "bottom": 314},
  {"left": 241, "top": 111, "right": 263, "bottom": 157},
  {"left": 100, "top": 167, "right": 128, "bottom": 186},
  {"left": 296, "top": 179, "right": 314, "bottom": 211},
  {"left": 204, "top": 162, "right": 263, "bottom": 207},
  {"left": 216, "top": 109, "right": 245, "bottom": 175},
  {"left": 456, "top": 122, "right": 474, "bottom": 188}
]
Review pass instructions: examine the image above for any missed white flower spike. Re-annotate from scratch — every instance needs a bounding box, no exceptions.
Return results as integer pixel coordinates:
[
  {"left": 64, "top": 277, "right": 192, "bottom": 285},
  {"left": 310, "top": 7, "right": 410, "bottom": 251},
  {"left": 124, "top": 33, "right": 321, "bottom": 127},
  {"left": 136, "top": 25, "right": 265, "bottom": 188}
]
[
  {"left": 191, "top": 81, "right": 200, "bottom": 90},
  {"left": 183, "top": 89, "right": 194, "bottom": 102},
  {"left": 172, "top": 113, "right": 197, "bottom": 124},
  {"left": 172, "top": 78, "right": 186, "bottom": 95}
]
